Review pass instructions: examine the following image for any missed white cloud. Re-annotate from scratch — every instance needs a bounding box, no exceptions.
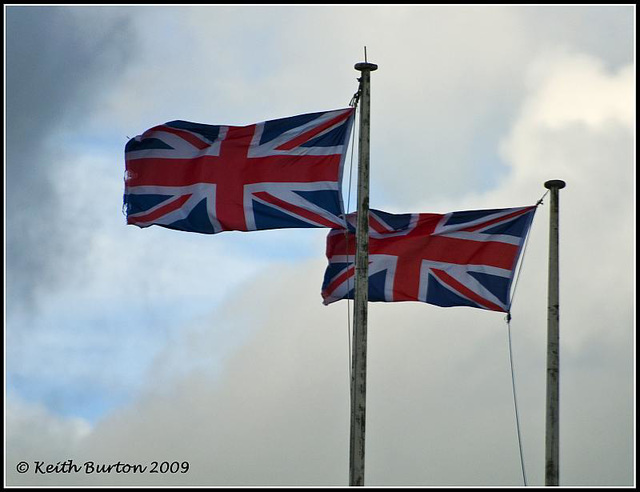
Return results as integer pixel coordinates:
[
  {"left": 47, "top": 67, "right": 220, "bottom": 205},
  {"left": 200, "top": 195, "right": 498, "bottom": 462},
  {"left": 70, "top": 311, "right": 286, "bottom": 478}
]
[{"left": 521, "top": 54, "right": 633, "bottom": 130}]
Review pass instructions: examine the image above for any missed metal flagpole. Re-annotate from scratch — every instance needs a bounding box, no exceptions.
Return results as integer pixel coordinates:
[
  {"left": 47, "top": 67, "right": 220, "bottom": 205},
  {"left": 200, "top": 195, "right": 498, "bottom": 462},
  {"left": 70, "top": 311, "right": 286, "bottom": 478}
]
[
  {"left": 543, "top": 179, "right": 566, "bottom": 486},
  {"left": 349, "top": 58, "right": 377, "bottom": 487}
]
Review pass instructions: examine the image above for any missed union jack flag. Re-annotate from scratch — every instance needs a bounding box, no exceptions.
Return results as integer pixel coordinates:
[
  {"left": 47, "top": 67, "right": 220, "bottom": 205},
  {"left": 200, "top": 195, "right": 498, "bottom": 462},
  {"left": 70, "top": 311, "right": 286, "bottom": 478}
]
[
  {"left": 321, "top": 206, "right": 537, "bottom": 312},
  {"left": 124, "top": 108, "right": 355, "bottom": 234}
]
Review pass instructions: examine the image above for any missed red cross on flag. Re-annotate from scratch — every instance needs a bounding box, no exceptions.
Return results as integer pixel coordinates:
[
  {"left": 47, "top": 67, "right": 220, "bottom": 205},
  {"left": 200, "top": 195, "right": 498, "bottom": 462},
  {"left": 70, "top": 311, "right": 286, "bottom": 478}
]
[
  {"left": 321, "top": 206, "right": 537, "bottom": 312},
  {"left": 124, "top": 108, "right": 355, "bottom": 234}
]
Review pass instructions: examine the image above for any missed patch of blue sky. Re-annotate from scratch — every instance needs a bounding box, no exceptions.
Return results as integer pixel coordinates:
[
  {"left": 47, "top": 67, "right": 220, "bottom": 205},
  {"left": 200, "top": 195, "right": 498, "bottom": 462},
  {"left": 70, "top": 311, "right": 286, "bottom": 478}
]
[
  {"left": 6, "top": 230, "right": 274, "bottom": 423},
  {"left": 57, "top": 129, "right": 131, "bottom": 156},
  {"left": 6, "top": 375, "right": 131, "bottom": 424},
  {"left": 7, "top": 325, "right": 146, "bottom": 417},
  {"left": 467, "top": 121, "right": 514, "bottom": 192},
  {"left": 6, "top": 294, "right": 215, "bottom": 422},
  {"left": 366, "top": 107, "right": 518, "bottom": 212},
  {"left": 221, "top": 227, "right": 332, "bottom": 262}
]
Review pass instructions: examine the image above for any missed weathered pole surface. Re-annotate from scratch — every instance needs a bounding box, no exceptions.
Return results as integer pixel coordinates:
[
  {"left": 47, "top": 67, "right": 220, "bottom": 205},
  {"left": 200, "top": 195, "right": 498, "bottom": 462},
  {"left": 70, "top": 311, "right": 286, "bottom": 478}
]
[
  {"left": 350, "top": 60, "right": 377, "bottom": 487},
  {"left": 544, "top": 179, "right": 566, "bottom": 486}
]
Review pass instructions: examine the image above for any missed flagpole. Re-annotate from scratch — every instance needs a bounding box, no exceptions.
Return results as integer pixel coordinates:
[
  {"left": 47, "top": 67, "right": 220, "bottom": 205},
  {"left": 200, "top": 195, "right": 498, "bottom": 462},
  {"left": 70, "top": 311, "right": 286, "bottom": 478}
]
[
  {"left": 544, "top": 179, "right": 565, "bottom": 486},
  {"left": 350, "top": 59, "right": 377, "bottom": 487}
]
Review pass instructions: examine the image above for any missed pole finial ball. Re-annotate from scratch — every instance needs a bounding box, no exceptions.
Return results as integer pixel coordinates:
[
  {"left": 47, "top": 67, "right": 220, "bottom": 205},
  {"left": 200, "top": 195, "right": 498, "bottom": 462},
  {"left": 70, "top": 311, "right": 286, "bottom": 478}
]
[
  {"left": 355, "top": 62, "right": 378, "bottom": 72},
  {"left": 544, "top": 180, "right": 566, "bottom": 190}
]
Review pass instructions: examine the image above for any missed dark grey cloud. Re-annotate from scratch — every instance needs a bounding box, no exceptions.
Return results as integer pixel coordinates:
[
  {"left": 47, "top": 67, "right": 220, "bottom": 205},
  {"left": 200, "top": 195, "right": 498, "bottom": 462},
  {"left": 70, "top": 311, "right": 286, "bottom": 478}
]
[{"left": 6, "top": 7, "right": 135, "bottom": 313}]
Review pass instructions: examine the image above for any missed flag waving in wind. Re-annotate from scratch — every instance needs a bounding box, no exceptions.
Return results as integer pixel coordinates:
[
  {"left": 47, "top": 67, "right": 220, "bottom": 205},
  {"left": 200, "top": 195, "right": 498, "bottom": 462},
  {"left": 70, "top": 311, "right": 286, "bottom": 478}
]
[
  {"left": 321, "top": 206, "right": 537, "bottom": 312},
  {"left": 124, "top": 108, "right": 355, "bottom": 234}
]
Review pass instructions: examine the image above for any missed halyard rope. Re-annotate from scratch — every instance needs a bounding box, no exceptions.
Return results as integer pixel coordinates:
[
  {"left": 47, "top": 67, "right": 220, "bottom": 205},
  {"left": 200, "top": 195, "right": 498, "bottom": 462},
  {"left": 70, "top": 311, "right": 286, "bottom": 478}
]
[
  {"left": 505, "top": 189, "right": 548, "bottom": 485},
  {"left": 345, "top": 86, "right": 361, "bottom": 390}
]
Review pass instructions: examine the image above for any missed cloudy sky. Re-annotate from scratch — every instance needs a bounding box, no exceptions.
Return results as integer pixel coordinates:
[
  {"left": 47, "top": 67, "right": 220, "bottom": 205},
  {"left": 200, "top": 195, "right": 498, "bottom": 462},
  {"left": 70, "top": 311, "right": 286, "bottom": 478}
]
[{"left": 5, "top": 5, "right": 635, "bottom": 487}]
